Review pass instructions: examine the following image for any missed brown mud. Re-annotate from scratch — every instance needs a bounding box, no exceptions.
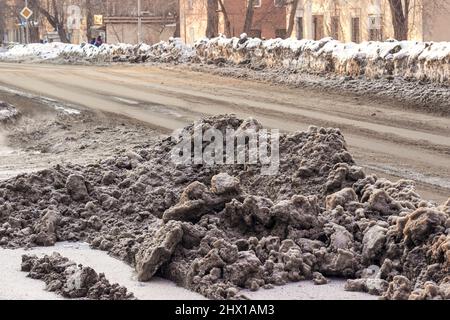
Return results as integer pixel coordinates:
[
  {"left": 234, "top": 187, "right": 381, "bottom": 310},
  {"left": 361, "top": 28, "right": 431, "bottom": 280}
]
[{"left": 0, "top": 115, "right": 448, "bottom": 300}]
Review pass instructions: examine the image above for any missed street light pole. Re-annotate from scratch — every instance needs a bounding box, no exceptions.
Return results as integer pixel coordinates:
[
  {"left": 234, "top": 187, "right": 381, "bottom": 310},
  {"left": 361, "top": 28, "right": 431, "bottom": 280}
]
[
  {"left": 137, "top": 0, "right": 142, "bottom": 43},
  {"left": 25, "top": 0, "right": 29, "bottom": 44}
]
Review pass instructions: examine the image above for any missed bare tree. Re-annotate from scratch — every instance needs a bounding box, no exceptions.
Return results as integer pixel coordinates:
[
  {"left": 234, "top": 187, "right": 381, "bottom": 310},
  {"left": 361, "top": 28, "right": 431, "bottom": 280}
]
[
  {"left": 206, "top": 0, "right": 219, "bottom": 38},
  {"left": 388, "top": 0, "right": 450, "bottom": 40},
  {"left": 218, "top": 0, "right": 231, "bottom": 36},
  {"left": 286, "top": 0, "right": 298, "bottom": 38},
  {"left": 0, "top": 1, "right": 7, "bottom": 42},
  {"left": 28, "top": 0, "right": 70, "bottom": 42},
  {"left": 1, "top": 0, "right": 40, "bottom": 43},
  {"left": 85, "top": 0, "right": 94, "bottom": 41},
  {"left": 388, "top": 0, "right": 409, "bottom": 40},
  {"left": 243, "top": 0, "right": 255, "bottom": 34}
]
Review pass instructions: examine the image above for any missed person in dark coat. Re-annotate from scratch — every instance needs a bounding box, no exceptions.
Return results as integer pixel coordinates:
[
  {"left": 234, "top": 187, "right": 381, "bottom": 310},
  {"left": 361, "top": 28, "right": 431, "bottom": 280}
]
[{"left": 94, "top": 36, "right": 103, "bottom": 47}]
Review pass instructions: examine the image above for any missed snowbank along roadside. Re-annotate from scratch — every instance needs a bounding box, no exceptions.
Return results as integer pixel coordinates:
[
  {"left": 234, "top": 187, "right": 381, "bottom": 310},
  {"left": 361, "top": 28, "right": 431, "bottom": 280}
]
[{"left": 1, "top": 35, "right": 449, "bottom": 85}]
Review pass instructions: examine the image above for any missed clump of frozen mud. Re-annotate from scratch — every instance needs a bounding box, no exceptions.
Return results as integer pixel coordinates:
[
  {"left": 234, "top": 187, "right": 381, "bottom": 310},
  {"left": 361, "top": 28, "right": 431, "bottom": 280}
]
[
  {"left": 0, "top": 101, "right": 20, "bottom": 122},
  {"left": 0, "top": 115, "right": 448, "bottom": 300},
  {"left": 21, "top": 253, "right": 135, "bottom": 300}
]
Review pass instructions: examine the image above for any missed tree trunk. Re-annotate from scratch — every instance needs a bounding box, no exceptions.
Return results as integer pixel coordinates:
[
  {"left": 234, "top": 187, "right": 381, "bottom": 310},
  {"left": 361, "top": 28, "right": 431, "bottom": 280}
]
[
  {"left": 206, "top": 0, "right": 218, "bottom": 38},
  {"left": 57, "top": 23, "right": 70, "bottom": 43},
  {"left": 286, "top": 0, "right": 299, "bottom": 38},
  {"left": 174, "top": 12, "right": 181, "bottom": 38},
  {"left": 388, "top": 0, "right": 409, "bottom": 40},
  {"left": 243, "top": 0, "right": 255, "bottom": 34},
  {"left": 218, "top": 0, "right": 231, "bottom": 37},
  {"left": 29, "top": 0, "right": 71, "bottom": 43},
  {"left": 29, "top": 25, "right": 40, "bottom": 43},
  {"left": 0, "top": 1, "right": 5, "bottom": 42},
  {"left": 86, "top": 0, "right": 93, "bottom": 41}
]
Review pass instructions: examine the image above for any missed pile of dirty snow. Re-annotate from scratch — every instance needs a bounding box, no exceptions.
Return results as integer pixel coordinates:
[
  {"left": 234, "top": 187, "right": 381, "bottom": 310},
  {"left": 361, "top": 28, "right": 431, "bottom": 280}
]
[
  {"left": 0, "top": 101, "right": 19, "bottom": 122},
  {"left": 0, "top": 38, "right": 194, "bottom": 64},
  {"left": 195, "top": 35, "right": 450, "bottom": 85},
  {"left": 1, "top": 36, "right": 448, "bottom": 84},
  {"left": 21, "top": 252, "right": 135, "bottom": 300},
  {"left": 0, "top": 115, "right": 448, "bottom": 300}
]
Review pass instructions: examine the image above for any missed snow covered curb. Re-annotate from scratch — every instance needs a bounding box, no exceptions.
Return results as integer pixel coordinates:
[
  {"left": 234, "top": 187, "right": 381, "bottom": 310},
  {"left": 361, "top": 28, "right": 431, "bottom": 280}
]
[
  {"left": 0, "top": 38, "right": 194, "bottom": 64},
  {"left": 1, "top": 36, "right": 449, "bottom": 84},
  {"left": 195, "top": 35, "right": 450, "bottom": 85}
]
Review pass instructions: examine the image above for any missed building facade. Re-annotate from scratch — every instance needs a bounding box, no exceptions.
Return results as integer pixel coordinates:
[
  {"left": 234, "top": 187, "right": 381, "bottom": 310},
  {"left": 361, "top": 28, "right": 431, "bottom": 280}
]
[
  {"left": 290, "top": 0, "right": 450, "bottom": 42},
  {"left": 104, "top": 0, "right": 177, "bottom": 44},
  {"left": 180, "top": 0, "right": 287, "bottom": 44},
  {"left": 179, "top": 0, "right": 450, "bottom": 44},
  {"left": 1, "top": 0, "right": 176, "bottom": 45},
  {"left": 1, "top": 0, "right": 87, "bottom": 44}
]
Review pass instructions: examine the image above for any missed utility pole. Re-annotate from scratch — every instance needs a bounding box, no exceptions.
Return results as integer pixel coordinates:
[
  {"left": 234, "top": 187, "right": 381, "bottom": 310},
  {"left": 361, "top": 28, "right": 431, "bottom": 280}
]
[
  {"left": 25, "top": 0, "right": 29, "bottom": 44},
  {"left": 137, "top": 0, "right": 142, "bottom": 43}
]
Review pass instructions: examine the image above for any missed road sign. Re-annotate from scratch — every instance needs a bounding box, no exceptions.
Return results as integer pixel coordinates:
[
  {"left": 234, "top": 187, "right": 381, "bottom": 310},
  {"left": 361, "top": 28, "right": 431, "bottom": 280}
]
[
  {"left": 94, "top": 15, "right": 103, "bottom": 25},
  {"left": 20, "top": 7, "right": 33, "bottom": 20}
]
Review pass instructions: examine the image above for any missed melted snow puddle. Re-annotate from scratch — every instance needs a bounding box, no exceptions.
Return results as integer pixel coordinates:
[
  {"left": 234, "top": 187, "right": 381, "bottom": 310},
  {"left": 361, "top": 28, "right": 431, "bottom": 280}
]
[
  {"left": 364, "top": 163, "right": 450, "bottom": 190},
  {"left": 0, "top": 85, "right": 81, "bottom": 115},
  {"left": 113, "top": 96, "right": 184, "bottom": 119},
  {"left": 114, "top": 97, "right": 140, "bottom": 105},
  {"left": 0, "top": 242, "right": 205, "bottom": 300}
]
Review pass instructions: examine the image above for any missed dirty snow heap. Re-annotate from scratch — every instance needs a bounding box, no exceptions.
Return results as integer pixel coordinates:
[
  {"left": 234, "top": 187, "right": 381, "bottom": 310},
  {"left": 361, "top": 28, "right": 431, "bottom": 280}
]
[
  {"left": 1, "top": 35, "right": 449, "bottom": 85},
  {"left": 0, "top": 115, "right": 449, "bottom": 300}
]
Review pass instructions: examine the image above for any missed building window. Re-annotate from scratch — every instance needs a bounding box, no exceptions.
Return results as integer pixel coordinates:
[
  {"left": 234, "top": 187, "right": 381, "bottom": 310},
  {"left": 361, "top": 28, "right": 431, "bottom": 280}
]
[
  {"left": 274, "top": 0, "right": 285, "bottom": 7},
  {"left": 368, "top": 15, "right": 383, "bottom": 41},
  {"left": 296, "top": 17, "right": 303, "bottom": 40},
  {"left": 351, "top": 17, "right": 360, "bottom": 43},
  {"left": 313, "top": 15, "right": 324, "bottom": 40},
  {"left": 275, "top": 29, "right": 287, "bottom": 39},
  {"left": 331, "top": 16, "right": 340, "bottom": 40},
  {"left": 247, "top": 0, "right": 262, "bottom": 8},
  {"left": 249, "top": 29, "right": 262, "bottom": 38},
  {"left": 189, "top": 27, "right": 195, "bottom": 43}
]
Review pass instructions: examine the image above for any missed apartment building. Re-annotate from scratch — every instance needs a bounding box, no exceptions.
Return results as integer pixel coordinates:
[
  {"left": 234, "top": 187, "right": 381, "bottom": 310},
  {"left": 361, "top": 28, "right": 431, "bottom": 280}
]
[
  {"left": 180, "top": 0, "right": 287, "bottom": 44},
  {"left": 290, "top": 0, "right": 450, "bottom": 43},
  {"left": 104, "top": 0, "right": 176, "bottom": 44}
]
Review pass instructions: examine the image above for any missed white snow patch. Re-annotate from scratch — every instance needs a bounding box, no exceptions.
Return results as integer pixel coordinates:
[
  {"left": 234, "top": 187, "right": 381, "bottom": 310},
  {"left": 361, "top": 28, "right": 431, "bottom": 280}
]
[
  {"left": 0, "top": 109, "right": 17, "bottom": 120},
  {"left": 114, "top": 97, "right": 140, "bottom": 105},
  {"left": 52, "top": 105, "right": 81, "bottom": 115},
  {"left": 0, "top": 39, "right": 194, "bottom": 63}
]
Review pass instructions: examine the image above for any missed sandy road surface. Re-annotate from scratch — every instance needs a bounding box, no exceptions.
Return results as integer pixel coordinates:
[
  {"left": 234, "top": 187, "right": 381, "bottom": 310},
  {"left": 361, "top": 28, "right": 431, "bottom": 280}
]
[{"left": 0, "top": 62, "right": 449, "bottom": 202}]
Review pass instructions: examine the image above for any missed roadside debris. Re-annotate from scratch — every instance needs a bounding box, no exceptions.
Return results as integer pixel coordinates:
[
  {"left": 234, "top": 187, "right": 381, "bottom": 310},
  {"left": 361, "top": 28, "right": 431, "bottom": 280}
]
[
  {"left": 21, "top": 253, "right": 135, "bottom": 300},
  {"left": 0, "top": 101, "right": 19, "bottom": 122},
  {"left": 0, "top": 115, "right": 448, "bottom": 300}
]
